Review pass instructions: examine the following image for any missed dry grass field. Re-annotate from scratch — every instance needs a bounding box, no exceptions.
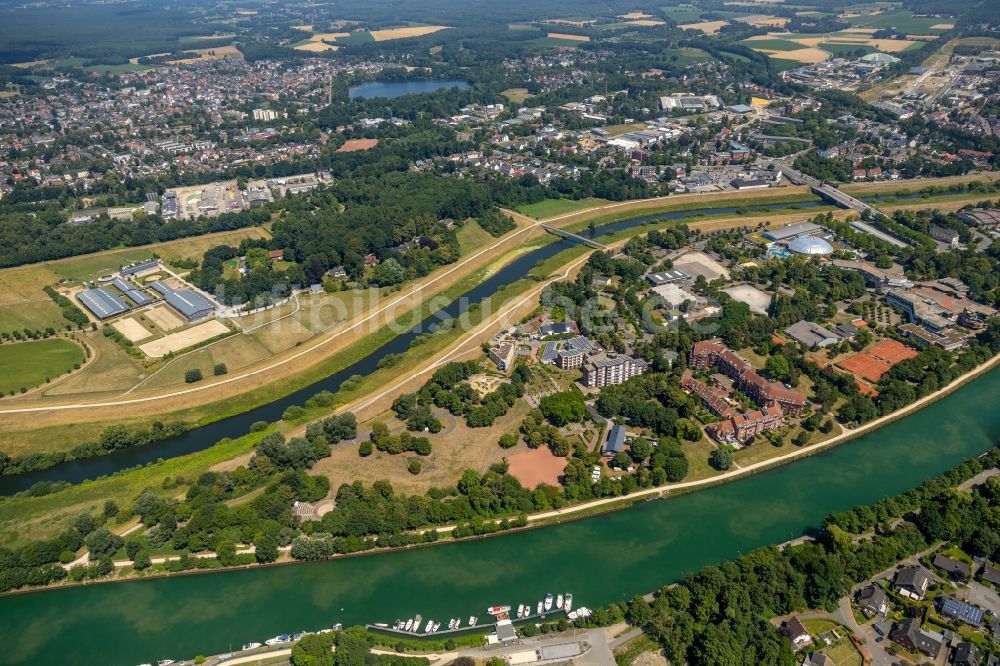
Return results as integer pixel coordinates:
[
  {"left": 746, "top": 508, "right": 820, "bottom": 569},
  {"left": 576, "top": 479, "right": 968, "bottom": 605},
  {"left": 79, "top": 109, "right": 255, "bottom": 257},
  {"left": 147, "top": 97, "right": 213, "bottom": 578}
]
[
  {"left": 618, "top": 11, "right": 653, "bottom": 19},
  {"left": 768, "top": 47, "right": 831, "bottom": 63},
  {"left": 370, "top": 26, "right": 451, "bottom": 41},
  {"left": 740, "top": 15, "right": 790, "bottom": 27},
  {"left": 501, "top": 88, "right": 535, "bottom": 104},
  {"left": 546, "top": 32, "right": 591, "bottom": 41},
  {"left": 139, "top": 319, "right": 230, "bottom": 358},
  {"left": 679, "top": 20, "right": 728, "bottom": 34},
  {"left": 293, "top": 42, "right": 339, "bottom": 52},
  {"left": 627, "top": 19, "right": 666, "bottom": 26}
]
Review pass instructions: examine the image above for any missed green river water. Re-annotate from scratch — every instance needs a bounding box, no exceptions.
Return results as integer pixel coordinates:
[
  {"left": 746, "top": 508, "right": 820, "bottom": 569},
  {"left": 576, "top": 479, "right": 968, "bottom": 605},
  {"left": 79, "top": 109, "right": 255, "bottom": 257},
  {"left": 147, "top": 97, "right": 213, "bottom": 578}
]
[{"left": 2, "top": 367, "right": 999, "bottom": 665}]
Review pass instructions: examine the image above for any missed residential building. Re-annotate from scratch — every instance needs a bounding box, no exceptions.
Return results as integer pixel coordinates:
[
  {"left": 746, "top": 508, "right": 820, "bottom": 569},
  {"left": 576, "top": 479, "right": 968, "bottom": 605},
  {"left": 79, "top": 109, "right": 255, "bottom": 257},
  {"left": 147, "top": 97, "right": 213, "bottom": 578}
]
[
  {"left": 933, "top": 554, "right": 971, "bottom": 582},
  {"left": 688, "top": 340, "right": 806, "bottom": 415},
  {"left": 894, "top": 566, "right": 932, "bottom": 600},
  {"left": 801, "top": 654, "right": 830, "bottom": 666},
  {"left": 488, "top": 341, "right": 517, "bottom": 372},
  {"left": 980, "top": 563, "right": 1000, "bottom": 586},
  {"left": 936, "top": 597, "right": 983, "bottom": 627},
  {"left": 707, "top": 407, "right": 784, "bottom": 445},
  {"left": 929, "top": 225, "right": 960, "bottom": 246},
  {"left": 954, "top": 642, "right": 981, "bottom": 666},
  {"left": 779, "top": 616, "right": 811, "bottom": 649},
  {"left": 887, "top": 618, "right": 942, "bottom": 657},
  {"left": 582, "top": 353, "right": 646, "bottom": 388},
  {"left": 855, "top": 584, "right": 888, "bottom": 616}
]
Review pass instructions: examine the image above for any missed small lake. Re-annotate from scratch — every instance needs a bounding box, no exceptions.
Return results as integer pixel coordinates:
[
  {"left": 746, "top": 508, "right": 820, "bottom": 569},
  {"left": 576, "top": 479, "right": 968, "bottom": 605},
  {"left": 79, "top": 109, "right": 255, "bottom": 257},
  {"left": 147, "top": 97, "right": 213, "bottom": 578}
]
[{"left": 348, "top": 79, "right": 470, "bottom": 99}]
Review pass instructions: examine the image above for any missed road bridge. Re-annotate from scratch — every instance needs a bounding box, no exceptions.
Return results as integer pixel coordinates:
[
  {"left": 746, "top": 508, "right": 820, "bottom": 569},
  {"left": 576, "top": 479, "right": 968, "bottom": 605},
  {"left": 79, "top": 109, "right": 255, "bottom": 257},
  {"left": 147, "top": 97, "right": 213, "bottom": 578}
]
[{"left": 539, "top": 223, "right": 609, "bottom": 250}]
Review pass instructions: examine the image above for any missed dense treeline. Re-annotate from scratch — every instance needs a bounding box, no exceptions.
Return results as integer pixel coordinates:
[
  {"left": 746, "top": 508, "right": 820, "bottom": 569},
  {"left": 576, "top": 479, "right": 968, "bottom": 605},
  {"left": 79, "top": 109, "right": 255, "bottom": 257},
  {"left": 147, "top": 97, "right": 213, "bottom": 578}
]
[{"left": 594, "top": 447, "right": 1000, "bottom": 666}]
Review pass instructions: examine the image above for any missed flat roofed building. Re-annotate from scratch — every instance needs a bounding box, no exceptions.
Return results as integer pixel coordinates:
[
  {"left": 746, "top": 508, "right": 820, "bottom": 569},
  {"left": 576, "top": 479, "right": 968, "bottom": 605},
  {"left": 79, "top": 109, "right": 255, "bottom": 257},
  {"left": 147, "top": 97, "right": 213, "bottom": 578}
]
[
  {"left": 785, "top": 320, "right": 840, "bottom": 348},
  {"left": 603, "top": 423, "right": 626, "bottom": 455},
  {"left": 763, "top": 222, "right": 823, "bottom": 242},
  {"left": 77, "top": 288, "right": 130, "bottom": 320},
  {"left": 582, "top": 352, "right": 647, "bottom": 388},
  {"left": 120, "top": 259, "right": 160, "bottom": 277},
  {"left": 151, "top": 281, "right": 214, "bottom": 322},
  {"left": 646, "top": 268, "right": 690, "bottom": 286}
]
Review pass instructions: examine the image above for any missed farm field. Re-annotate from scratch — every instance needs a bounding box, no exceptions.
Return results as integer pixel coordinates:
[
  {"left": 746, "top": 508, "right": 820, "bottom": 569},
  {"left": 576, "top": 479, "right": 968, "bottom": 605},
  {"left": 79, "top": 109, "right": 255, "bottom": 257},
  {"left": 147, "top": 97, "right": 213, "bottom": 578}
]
[
  {"left": 370, "top": 25, "right": 451, "bottom": 41},
  {"left": 546, "top": 32, "right": 590, "bottom": 42},
  {"left": 0, "top": 338, "right": 86, "bottom": 395},
  {"left": 166, "top": 44, "right": 242, "bottom": 64},
  {"left": 841, "top": 8, "right": 953, "bottom": 33},
  {"left": 679, "top": 20, "right": 728, "bottom": 34},
  {"left": 660, "top": 6, "right": 702, "bottom": 23}
]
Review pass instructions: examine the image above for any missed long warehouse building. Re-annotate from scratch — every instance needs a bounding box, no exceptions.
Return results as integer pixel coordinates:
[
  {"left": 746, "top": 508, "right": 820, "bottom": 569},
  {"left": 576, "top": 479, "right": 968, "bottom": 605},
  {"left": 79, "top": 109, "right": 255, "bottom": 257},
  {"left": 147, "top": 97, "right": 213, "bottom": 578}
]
[
  {"left": 111, "top": 277, "right": 152, "bottom": 307},
  {"left": 77, "top": 287, "right": 130, "bottom": 320},
  {"left": 150, "top": 280, "right": 215, "bottom": 322}
]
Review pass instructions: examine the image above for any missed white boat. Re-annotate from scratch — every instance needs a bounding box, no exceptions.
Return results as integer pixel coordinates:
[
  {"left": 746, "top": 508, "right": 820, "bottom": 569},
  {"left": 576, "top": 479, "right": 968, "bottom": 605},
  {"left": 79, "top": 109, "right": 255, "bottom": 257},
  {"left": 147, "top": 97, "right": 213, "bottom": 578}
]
[
  {"left": 432, "top": 621, "right": 441, "bottom": 632},
  {"left": 448, "top": 619, "right": 455, "bottom": 629},
  {"left": 424, "top": 619, "right": 434, "bottom": 633},
  {"left": 516, "top": 604, "right": 524, "bottom": 618},
  {"left": 469, "top": 616, "right": 477, "bottom": 626},
  {"left": 556, "top": 594, "right": 564, "bottom": 610},
  {"left": 265, "top": 635, "right": 290, "bottom": 646},
  {"left": 241, "top": 643, "right": 261, "bottom": 651},
  {"left": 487, "top": 605, "right": 510, "bottom": 615},
  {"left": 544, "top": 593, "right": 554, "bottom": 611},
  {"left": 374, "top": 623, "right": 389, "bottom": 629},
  {"left": 524, "top": 602, "right": 530, "bottom": 616},
  {"left": 536, "top": 601, "right": 543, "bottom": 615},
  {"left": 412, "top": 615, "right": 422, "bottom": 632},
  {"left": 156, "top": 661, "right": 174, "bottom": 666},
  {"left": 568, "top": 611, "right": 578, "bottom": 620},
  {"left": 564, "top": 594, "right": 573, "bottom": 612},
  {"left": 404, "top": 619, "right": 413, "bottom": 631}
]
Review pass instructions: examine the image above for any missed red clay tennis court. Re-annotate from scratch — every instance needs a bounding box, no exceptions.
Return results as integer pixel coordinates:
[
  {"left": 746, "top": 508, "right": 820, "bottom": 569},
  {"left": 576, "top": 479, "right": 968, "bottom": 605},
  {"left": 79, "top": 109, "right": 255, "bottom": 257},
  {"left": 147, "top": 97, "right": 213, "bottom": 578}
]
[
  {"left": 839, "top": 339, "right": 918, "bottom": 383},
  {"left": 507, "top": 447, "right": 568, "bottom": 489}
]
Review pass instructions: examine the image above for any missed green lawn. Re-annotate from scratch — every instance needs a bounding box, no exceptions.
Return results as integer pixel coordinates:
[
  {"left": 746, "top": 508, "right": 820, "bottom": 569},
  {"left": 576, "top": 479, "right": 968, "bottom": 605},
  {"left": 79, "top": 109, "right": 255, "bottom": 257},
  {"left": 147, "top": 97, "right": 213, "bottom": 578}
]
[
  {"left": 516, "top": 197, "right": 608, "bottom": 219},
  {"left": 660, "top": 6, "right": 702, "bottom": 22},
  {"left": 0, "top": 338, "right": 85, "bottom": 394},
  {"left": 843, "top": 9, "right": 949, "bottom": 33},
  {"left": 820, "top": 42, "right": 877, "bottom": 57}
]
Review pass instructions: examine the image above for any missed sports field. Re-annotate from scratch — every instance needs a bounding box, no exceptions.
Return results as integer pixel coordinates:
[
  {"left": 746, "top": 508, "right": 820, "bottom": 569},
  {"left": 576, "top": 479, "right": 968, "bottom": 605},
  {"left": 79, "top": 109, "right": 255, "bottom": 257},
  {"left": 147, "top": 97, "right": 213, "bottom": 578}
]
[{"left": 0, "top": 338, "right": 85, "bottom": 394}]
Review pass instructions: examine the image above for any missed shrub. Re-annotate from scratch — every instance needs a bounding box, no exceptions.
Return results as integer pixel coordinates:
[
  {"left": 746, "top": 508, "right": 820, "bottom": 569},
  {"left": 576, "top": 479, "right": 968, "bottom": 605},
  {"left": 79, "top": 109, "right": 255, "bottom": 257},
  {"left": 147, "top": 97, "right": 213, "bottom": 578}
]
[
  {"left": 213, "top": 363, "right": 228, "bottom": 376},
  {"left": 359, "top": 441, "right": 373, "bottom": 457},
  {"left": 184, "top": 368, "right": 203, "bottom": 383},
  {"left": 408, "top": 460, "right": 422, "bottom": 475},
  {"left": 250, "top": 421, "right": 269, "bottom": 432}
]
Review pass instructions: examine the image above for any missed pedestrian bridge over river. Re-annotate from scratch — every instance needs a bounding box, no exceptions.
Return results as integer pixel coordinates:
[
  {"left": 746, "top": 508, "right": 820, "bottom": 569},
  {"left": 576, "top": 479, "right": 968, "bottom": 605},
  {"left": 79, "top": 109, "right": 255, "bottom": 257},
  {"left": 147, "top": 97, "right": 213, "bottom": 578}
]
[{"left": 539, "top": 224, "right": 609, "bottom": 250}]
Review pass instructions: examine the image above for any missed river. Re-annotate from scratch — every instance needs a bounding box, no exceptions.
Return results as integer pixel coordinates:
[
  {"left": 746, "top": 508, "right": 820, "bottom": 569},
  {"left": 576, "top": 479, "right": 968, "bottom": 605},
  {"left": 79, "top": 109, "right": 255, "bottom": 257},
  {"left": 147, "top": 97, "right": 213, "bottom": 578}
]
[
  {"left": 0, "top": 199, "right": 825, "bottom": 495},
  {"left": 348, "top": 80, "right": 470, "bottom": 99},
  {"left": 1, "top": 365, "right": 998, "bottom": 665}
]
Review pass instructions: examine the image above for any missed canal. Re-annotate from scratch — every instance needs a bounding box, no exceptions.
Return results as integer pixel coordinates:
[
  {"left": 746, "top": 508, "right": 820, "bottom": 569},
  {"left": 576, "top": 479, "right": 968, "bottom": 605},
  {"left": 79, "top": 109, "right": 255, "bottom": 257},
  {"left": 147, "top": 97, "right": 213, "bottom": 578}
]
[
  {"left": 1, "top": 365, "right": 999, "bottom": 666},
  {"left": 0, "top": 199, "right": 825, "bottom": 495}
]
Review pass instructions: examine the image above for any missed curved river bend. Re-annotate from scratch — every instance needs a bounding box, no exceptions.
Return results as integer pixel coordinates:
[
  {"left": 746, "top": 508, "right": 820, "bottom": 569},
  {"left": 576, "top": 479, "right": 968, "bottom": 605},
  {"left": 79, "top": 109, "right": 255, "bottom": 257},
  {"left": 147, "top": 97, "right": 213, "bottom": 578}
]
[
  {"left": 0, "top": 200, "right": 824, "bottom": 495},
  {"left": 1, "top": 366, "right": 999, "bottom": 665}
]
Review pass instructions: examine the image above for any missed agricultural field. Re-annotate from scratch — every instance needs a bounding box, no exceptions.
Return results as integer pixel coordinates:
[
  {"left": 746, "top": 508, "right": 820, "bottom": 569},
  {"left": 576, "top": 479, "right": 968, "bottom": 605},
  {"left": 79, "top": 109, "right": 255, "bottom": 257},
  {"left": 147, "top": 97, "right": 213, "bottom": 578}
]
[
  {"left": 546, "top": 32, "right": 590, "bottom": 42},
  {"left": 679, "top": 20, "right": 728, "bottom": 34},
  {"left": 166, "top": 44, "right": 243, "bottom": 64},
  {"left": 841, "top": 8, "right": 954, "bottom": 33},
  {"left": 743, "top": 29, "right": 928, "bottom": 64},
  {"left": 370, "top": 25, "right": 451, "bottom": 41},
  {"left": 660, "top": 6, "right": 702, "bottom": 23},
  {"left": 0, "top": 338, "right": 86, "bottom": 395}
]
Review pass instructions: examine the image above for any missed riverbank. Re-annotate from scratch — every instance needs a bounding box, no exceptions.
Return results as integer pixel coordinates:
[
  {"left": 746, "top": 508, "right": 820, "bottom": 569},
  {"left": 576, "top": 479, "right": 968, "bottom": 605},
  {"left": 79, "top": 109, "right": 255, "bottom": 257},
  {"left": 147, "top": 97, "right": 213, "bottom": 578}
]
[{"left": 7, "top": 348, "right": 998, "bottom": 599}]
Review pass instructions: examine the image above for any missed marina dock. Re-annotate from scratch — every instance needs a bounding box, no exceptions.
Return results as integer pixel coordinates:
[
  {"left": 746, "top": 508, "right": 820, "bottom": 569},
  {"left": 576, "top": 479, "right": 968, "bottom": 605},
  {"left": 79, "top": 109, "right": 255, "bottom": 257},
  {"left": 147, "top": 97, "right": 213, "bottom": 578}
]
[{"left": 366, "top": 609, "right": 572, "bottom": 638}]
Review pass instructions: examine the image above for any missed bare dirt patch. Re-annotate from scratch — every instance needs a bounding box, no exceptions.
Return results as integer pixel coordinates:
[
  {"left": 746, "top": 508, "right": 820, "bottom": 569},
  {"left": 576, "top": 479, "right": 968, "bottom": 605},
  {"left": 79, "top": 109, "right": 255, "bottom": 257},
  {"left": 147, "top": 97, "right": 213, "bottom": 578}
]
[
  {"left": 139, "top": 320, "right": 230, "bottom": 358},
  {"left": 507, "top": 447, "right": 568, "bottom": 489},
  {"left": 294, "top": 42, "right": 338, "bottom": 52},
  {"left": 336, "top": 138, "right": 379, "bottom": 153},
  {"left": 144, "top": 305, "right": 184, "bottom": 332},
  {"left": 112, "top": 317, "right": 153, "bottom": 343}
]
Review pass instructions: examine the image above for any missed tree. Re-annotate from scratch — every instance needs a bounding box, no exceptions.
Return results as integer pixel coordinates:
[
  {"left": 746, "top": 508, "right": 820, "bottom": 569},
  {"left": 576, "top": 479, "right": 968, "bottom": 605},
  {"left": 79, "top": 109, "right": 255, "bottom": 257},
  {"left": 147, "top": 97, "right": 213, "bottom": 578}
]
[
  {"left": 255, "top": 533, "right": 278, "bottom": 563},
  {"left": 84, "top": 528, "right": 123, "bottom": 559},
  {"left": 663, "top": 456, "right": 689, "bottom": 482},
  {"left": 498, "top": 433, "right": 518, "bottom": 449},
  {"left": 103, "top": 499, "right": 119, "bottom": 518},
  {"left": 709, "top": 447, "right": 733, "bottom": 471},
  {"left": 539, "top": 390, "right": 586, "bottom": 426},
  {"left": 358, "top": 441, "right": 373, "bottom": 457},
  {"left": 794, "top": 430, "right": 811, "bottom": 446},
  {"left": 291, "top": 632, "right": 335, "bottom": 666},
  {"left": 133, "top": 549, "right": 151, "bottom": 571},
  {"left": 408, "top": 460, "right": 422, "bottom": 475},
  {"left": 185, "top": 368, "right": 203, "bottom": 383},
  {"left": 214, "top": 363, "right": 228, "bottom": 376},
  {"left": 765, "top": 355, "right": 791, "bottom": 382}
]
